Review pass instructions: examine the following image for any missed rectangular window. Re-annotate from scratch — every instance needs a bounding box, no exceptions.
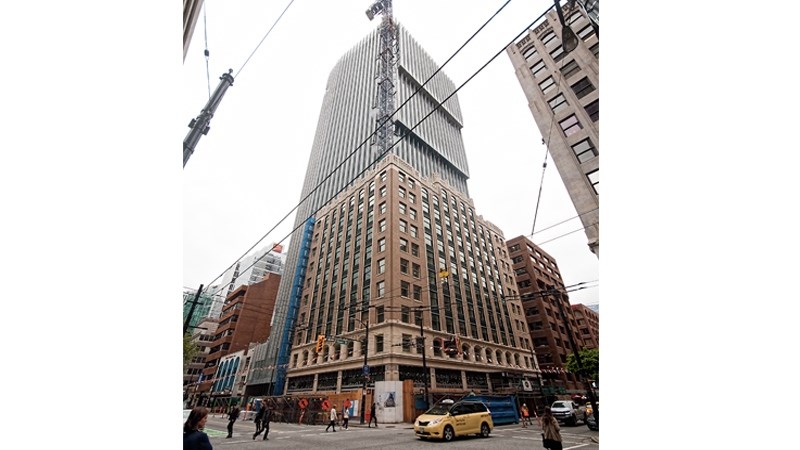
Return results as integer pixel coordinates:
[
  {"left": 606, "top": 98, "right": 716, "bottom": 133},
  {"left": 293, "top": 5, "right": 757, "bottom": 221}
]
[
  {"left": 571, "top": 138, "right": 598, "bottom": 163},
  {"left": 398, "top": 172, "right": 405, "bottom": 183},
  {"left": 584, "top": 99, "right": 599, "bottom": 121},
  {"left": 376, "top": 334, "right": 384, "bottom": 353},
  {"left": 578, "top": 24, "right": 596, "bottom": 40},
  {"left": 380, "top": 171, "right": 387, "bottom": 182},
  {"left": 523, "top": 46, "right": 538, "bottom": 62},
  {"left": 540, "top": 30, "right": 557, "bottom": 47},
  {"left": 402, "top": 333, "right": 412, "bottom": 352},
  {"left": 560, "top": 59, "right": 580, "bottom": 80},
  {"left": 413, "top": 285, "right": 422, "bottom": 300},
  {"left": 590, "top": 42, "right": 599, "bottom": 59},
  {"left": 567, "top": 12, "right": 588, "bottom": 29},
  {"left": 399, "top": 219, "right": 407, "bottom": 233},
  {"left": 409, "top": 192, "right": 416, "bottom": 204},
  {"left": 548, "top": 94, "right": 569, "bottom": 115},
  {"left": 530, "top": 59, "right": 547, "bottom": 77},
  {"left": 411, "top": 242, "right": 420, "bottom": 256},
  {"left": 377, "top": 305, "right": 385, "bottom": 322},
  {"left": 410, "top": 208, "right": 417, "bottom": 220},
  {"left": 539, "top": 76, "right": 555, "bottom": 96},
  {"left": 559, "top": 114, "right": 583, "bottom": 137},
  {"left": 587, "top": 169, "right": 599, "bottom": 194},
  {"left": 379, "top": 202, "right": 387, "bottom": 214},
  {"left": 401, "top": 281, "right": 410, "bottom": 297},
  {"left": 380, "top": 186, "right": 387, "bottom": 197},
  {"left": 377, "top": 281, "right": 385, "bottom": 297},
  {"left": 412, "top": 263, "right": 421, "bottom": 278},
  {"left": 410, "top": 225, "right": 418, "bottom": 238},
  {"left": 400, "top": 258, "right": 409, "bottom": 274},
  {"left": 400, "top": 238, "right": 408, "bottom": 252},
  {"left": 378, "top": 237, "right": 386, "bottom": 252},
  {"left": 549, "top": 45, "right": 565, "bottom": 62},
  {"left": 377, "top": 258, "right": 385, "bottom": 274},
  {"left": 399, "top": 203, "right": 406, "bottom": 215},
  {"left": 571, "top": 77, "right": 595, "bottom": 99},
  {"left": 379, "top": 218, "right": 386, "bottom": 232}
]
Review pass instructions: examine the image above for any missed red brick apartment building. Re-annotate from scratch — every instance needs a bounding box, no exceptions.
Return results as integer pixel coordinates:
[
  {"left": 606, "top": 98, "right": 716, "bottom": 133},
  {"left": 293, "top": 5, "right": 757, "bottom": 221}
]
[
  {"left": 506, "top": 235, "right": 587, "bottom": 399},
  {"left": 196, "top": 273, "right": 280, "bottom": 398}
]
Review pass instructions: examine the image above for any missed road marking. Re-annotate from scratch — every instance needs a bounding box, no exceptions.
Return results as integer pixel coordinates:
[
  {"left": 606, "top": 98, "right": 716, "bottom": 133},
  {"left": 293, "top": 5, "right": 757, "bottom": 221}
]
[
  {"left": 512, "top": 436, "right": 591, "bottom": 449},
  {"left": 202, "top": 428, "right": 228, "bottom": 437}
]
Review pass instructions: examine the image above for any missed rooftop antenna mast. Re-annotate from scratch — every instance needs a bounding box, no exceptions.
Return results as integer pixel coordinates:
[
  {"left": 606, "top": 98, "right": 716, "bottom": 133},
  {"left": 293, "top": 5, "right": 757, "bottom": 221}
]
[{"left": 365, "top": 0, "right": 399, "bottom": 163}]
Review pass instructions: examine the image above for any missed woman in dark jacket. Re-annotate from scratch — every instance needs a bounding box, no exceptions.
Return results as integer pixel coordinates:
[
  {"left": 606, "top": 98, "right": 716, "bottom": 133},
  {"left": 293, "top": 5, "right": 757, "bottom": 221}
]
[{"left": 184, "top": 406, "right": 213, "bottom": 450}]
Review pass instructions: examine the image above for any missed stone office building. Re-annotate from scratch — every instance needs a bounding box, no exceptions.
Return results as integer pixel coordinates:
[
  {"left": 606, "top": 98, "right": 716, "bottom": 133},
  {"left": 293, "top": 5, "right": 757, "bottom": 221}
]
[
  {"left": 506, "top": 2, "right": 600, "bottom": 257},
  {"left": 284, "top": 156, "right": 537, "bottom": 396}
]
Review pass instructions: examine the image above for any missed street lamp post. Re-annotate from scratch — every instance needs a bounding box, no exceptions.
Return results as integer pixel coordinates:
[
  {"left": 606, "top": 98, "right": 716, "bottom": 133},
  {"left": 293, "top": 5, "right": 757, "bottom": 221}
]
[
  {"left": 416, "top": 307, "right": 431, "bottom": 409},
  {"left": 499, "top": 293, "right": 542, "bottom": 413},
  {"left": 347, "top": 308, "right": 374, "bottom": 425},
  {"left": 360, "top": 314, "right": 370, "bottom": 424}
]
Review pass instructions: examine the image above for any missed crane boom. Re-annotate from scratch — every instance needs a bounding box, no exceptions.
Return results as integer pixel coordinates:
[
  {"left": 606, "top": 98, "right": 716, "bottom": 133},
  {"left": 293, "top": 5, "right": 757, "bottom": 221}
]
[
  {"left": 365, "top": 0, "right": 398, "bottom": 163},
  {"left": 183, "top": 69, "right": 234, "bottom": 168}
]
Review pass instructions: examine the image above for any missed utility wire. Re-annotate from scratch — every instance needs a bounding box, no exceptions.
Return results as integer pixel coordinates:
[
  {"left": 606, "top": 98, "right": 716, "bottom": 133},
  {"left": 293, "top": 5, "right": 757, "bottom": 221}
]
[
  {"left": 529, "top": 207, "right": 598, "bottom": 237},
  {"left": 531, "top": 10, "right": 578, "bottom": 235},
  {"left": 234, "top": 0, "right": 297, "bottom": 79},
  {"left": 198, "top": 0, "right": 520, "bottom": 299},
  {"left": 536, "top": 224, "right": 589, "bottom": 246}
]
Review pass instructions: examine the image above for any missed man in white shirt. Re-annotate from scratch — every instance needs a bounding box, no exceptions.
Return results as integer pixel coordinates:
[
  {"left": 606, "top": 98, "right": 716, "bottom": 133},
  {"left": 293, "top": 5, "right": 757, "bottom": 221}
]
[{"left": 325, "top": 406, "right": 338, "bottom": 432}]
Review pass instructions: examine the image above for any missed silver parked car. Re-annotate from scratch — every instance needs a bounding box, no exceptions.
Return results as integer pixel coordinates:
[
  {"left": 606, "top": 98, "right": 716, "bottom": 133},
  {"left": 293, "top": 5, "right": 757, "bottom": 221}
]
[{"left": 550, "top": 400, "right": 586, "bottom": 426}]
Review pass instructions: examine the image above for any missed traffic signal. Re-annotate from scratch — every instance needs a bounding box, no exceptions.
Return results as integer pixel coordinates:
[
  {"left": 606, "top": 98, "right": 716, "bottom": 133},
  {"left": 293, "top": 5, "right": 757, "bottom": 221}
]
[{"left": 315, "top": 335, "right": 326, "bottom": 353}]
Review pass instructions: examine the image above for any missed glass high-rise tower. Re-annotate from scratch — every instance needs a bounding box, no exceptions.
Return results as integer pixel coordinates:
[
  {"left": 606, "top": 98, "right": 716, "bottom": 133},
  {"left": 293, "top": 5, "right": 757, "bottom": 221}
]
[{"left": 248, "top": 23, "right": 472, "bottom": 391}]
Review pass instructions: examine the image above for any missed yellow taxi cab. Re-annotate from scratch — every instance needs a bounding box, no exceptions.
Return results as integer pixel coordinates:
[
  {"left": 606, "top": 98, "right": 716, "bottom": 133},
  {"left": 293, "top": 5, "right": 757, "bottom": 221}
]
[{"left": 414, "top": 399, "right": 493, "bottom": 442}]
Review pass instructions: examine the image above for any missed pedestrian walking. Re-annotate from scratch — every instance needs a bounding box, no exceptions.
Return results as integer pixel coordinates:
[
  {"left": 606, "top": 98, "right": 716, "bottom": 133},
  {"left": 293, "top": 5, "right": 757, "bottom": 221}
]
[
  {"left": 184, "top": 406, "right": 213, "bottom": 450},
  {"left": 368, "top": 402, "right": 378, "bottom": 428},
  {"left": 325, "top": 406, "right": 338, "bottom": 432},
  {"left": 342, "top": 405, "right": 349, "bottom": 429},
  {"left": 541, "top": 406, "right": 563, "bottom": 450},
  {"left": 521, "top": 403, "right": 530, "bottom": 428},
  {"left": 226, "top": 403, "right": 241, "bottom": 438},
  {"left": 253, "top": 401, "right": 272, "bottom": 440},
  {"left": 252, "top": 401, "right": 265, "bottom": 438}
]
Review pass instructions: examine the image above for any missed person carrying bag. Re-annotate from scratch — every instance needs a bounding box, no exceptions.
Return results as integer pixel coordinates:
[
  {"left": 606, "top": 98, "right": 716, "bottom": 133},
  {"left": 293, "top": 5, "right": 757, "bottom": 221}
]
[{"left": 540, "top": 406, "right": 563, "bottom": 450}]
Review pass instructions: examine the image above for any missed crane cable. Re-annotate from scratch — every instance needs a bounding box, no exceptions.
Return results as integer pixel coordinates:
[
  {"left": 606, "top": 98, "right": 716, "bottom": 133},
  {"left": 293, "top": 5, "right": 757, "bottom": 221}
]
[{"left": 203, "top": 0, "right": 211, "bottom": 99}]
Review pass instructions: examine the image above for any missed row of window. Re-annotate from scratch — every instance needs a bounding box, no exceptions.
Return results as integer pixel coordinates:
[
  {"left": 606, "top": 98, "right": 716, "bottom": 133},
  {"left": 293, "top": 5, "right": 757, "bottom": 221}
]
[
  {"left": 293, "top": 337, "right": 532, "bottom": 369},
  {"left": 557, "top": 99, "right": 598, "bottom": 137},
  {"left": 300, "top": 166, "right": 526, "bottom": 349}
]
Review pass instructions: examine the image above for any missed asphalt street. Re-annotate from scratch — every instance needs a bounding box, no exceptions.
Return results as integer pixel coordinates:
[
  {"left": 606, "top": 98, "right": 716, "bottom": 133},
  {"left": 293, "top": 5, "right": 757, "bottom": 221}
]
[{"left": 200, "top": 415, "right": 600, "bottom": 449}]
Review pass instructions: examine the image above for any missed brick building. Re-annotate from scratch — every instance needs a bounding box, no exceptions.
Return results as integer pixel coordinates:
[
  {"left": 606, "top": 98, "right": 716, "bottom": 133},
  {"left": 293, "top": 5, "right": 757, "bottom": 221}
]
[{"left": 195, "top": 274, "right": 280, "bottom": 402}]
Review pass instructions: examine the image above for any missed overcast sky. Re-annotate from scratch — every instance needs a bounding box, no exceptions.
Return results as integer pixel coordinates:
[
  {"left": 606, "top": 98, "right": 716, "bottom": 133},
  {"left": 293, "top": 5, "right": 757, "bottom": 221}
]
[
  {"left": 182, "top": 0, "right": 599, "bottom": 305},
  {"left": 6, "top": 1, "right": 799, "bottom": 444}
]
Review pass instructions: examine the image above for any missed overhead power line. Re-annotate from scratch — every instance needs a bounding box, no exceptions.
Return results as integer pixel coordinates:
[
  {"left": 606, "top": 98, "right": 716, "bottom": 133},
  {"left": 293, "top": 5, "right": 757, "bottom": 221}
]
[
  {"left": 531, "top": 8, "right": 579, "bottom": 236},
  {"left": 529, "top": 207, "right": 598, "bottom": 238},
  {"left": 235, "top": 0, "right": 297, "bottom": 79}
]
